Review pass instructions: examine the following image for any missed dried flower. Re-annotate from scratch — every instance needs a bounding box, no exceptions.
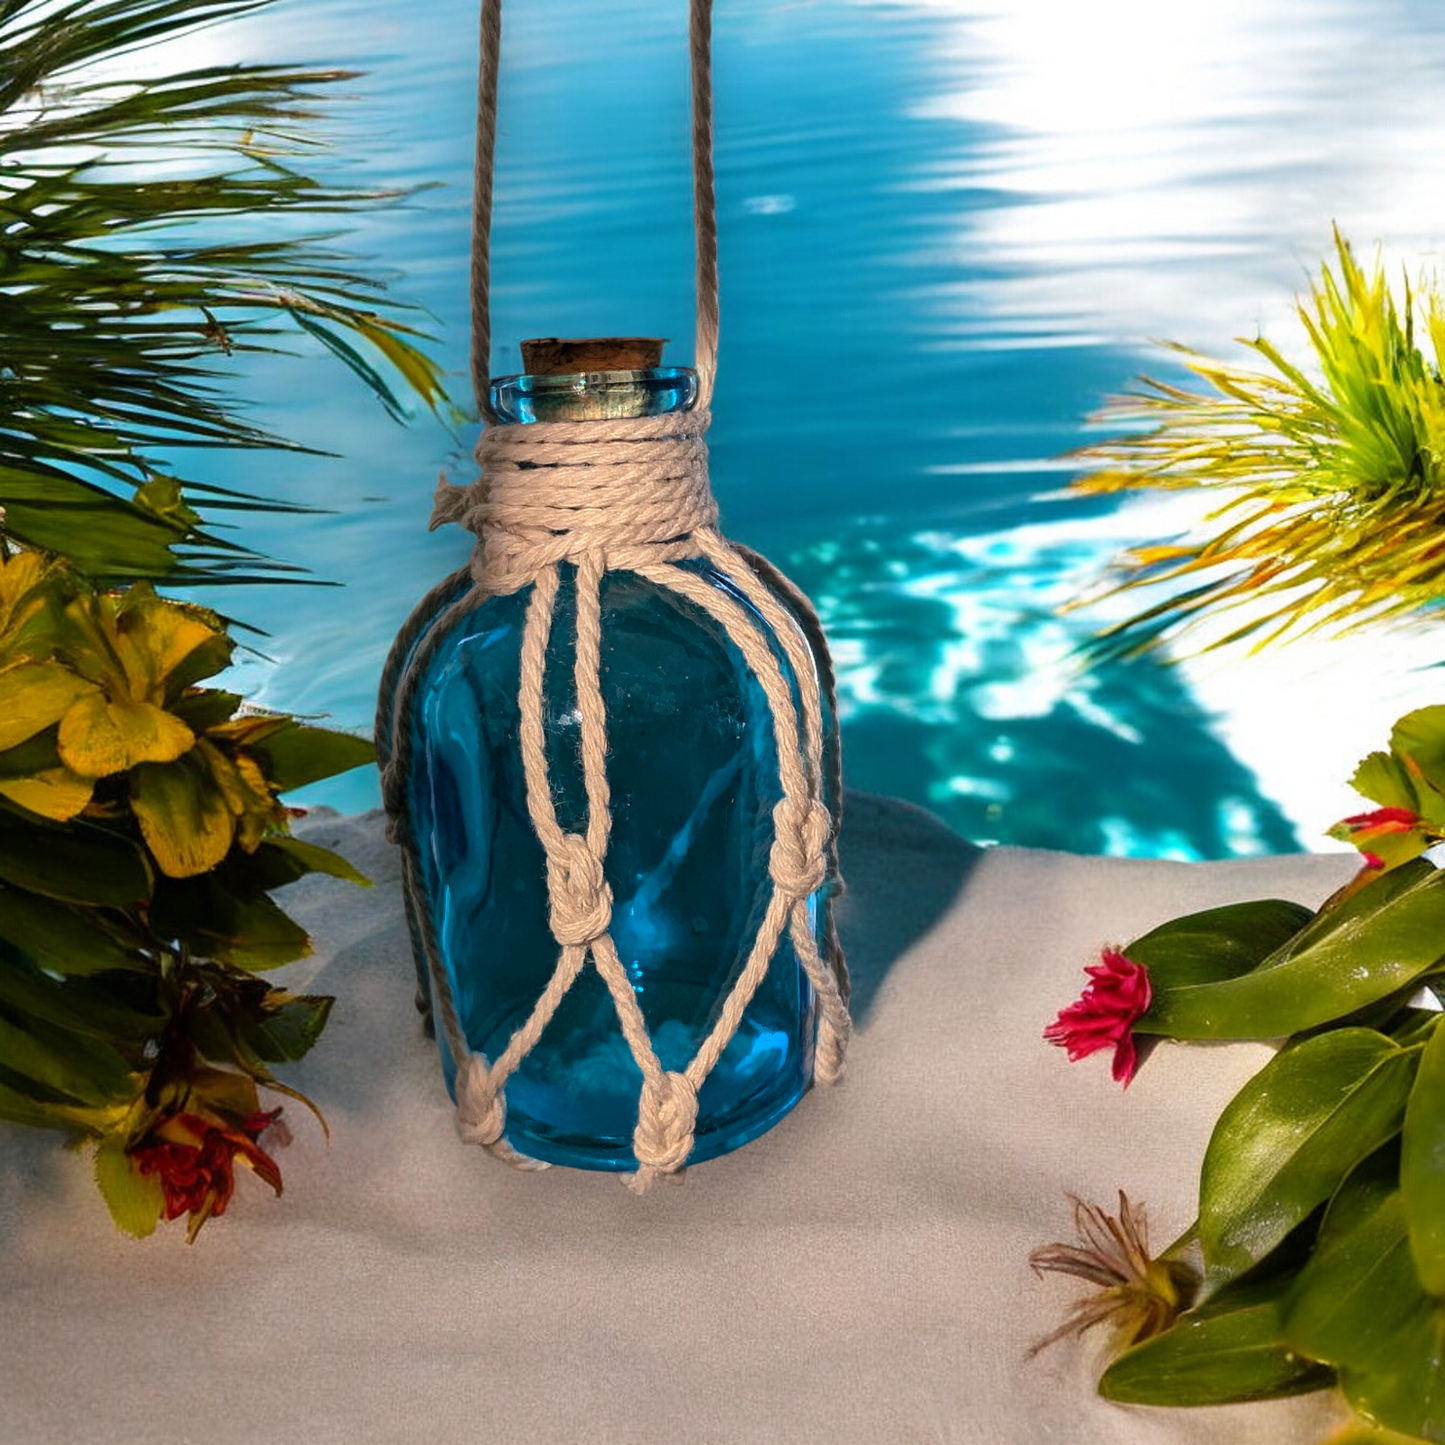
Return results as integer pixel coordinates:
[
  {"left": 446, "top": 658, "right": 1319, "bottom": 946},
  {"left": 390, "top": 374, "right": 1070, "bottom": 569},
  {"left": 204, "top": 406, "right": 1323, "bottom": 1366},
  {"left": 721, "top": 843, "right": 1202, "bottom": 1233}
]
[
  {"left": 1029, "top": 1192, "right": 1199, "bottom": 1356},
  {"left": 1045, "top": 948, "right": 1153, "bottom": 1085},
  {"left": 131, "top": 1109, "right": 284, "bottom": 1242}
]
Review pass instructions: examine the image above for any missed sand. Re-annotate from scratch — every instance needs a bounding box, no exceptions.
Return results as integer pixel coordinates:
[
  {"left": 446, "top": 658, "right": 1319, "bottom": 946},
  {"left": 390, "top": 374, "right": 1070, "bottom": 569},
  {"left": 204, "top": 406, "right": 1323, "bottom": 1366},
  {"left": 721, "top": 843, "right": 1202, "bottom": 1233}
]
[{"left": 0, "top": 794, "right": 1361, "bottom": 1443}]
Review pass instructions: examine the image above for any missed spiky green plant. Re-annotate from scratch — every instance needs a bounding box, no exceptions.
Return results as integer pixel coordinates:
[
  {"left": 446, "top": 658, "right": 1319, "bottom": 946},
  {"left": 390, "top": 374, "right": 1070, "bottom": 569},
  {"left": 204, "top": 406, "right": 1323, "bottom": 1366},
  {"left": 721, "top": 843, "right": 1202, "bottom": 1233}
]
[
  {"left": 0, "top": 0, "right": 448, "bottom": 586},
  {"left": 0, "top": 0, "right": 450, "bottom": 1239},
  {"left": 1073, "top": 230, "right": 1445, "bottom": 658}
]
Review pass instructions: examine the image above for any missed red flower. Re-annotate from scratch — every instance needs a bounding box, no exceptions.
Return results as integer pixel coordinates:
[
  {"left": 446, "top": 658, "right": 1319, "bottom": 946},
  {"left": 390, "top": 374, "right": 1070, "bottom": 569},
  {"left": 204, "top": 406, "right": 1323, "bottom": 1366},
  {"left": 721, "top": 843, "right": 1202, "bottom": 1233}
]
[
  {"left": 132, "top": 1109, "right": 284, "bottom": 1241},
  {"left": 1044, "top": 948, "right": 1153, "bottom": 1086},
  {"left": 1341, "top": 806, "right": 1418, "bottom": 831}
]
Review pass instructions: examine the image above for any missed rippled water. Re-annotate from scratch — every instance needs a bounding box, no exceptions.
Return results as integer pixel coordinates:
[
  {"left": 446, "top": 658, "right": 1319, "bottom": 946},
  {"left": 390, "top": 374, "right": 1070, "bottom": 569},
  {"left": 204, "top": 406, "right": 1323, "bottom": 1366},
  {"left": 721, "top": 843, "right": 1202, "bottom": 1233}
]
[{"left": 186, "top": 0, "right": 1445, "bottom": 856}]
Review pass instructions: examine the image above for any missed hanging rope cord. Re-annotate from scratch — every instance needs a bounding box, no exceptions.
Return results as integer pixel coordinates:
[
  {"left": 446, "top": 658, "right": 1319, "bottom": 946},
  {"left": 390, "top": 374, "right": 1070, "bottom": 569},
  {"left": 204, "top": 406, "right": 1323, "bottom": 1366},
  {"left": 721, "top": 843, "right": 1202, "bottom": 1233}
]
[{"left": 381, "top": 0, "right": 850, "bottom": 1190}]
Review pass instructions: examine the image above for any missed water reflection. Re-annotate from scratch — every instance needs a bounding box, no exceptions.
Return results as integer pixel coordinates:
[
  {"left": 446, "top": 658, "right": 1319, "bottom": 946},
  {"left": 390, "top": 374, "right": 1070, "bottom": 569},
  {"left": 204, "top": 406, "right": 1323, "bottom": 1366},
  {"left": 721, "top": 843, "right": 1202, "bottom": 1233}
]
[
  {"left": 181, "top": 0, "right": 1445, "bottom": 854},
  {"left": 788, "top": 526, "right": 1298, "bottom": 856}
]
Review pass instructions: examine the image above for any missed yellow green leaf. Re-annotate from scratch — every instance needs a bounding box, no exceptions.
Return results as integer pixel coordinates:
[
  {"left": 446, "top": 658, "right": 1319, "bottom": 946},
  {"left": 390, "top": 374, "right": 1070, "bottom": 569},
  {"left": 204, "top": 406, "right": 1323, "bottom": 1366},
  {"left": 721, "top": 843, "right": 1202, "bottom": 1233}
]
[
  {"left": 94, "top": 1136, "right": 163, "bottom": 1239},
  {"left": 0, "top": 767, "right": 94, "bottom": 821},
  {"left": 57, "top": 693, "right": 195, "bottom": 777},
  {"left": 110, "top": 587, "right": 222, "bottom": 702},
  {"left": 132, "top": 753, "right": 235, "bottom": 878},
  {"left": 0, "top": 550, "right": 58, "bottom": 652},
  {"left": 229, "top": 749, "right": 280, "bottom": 852},
  {"left": 0, "top": 659, "right": 94, "bottom": 751},
  {"left": 196, "top": 738, "right": 247, "bottom": 817}
]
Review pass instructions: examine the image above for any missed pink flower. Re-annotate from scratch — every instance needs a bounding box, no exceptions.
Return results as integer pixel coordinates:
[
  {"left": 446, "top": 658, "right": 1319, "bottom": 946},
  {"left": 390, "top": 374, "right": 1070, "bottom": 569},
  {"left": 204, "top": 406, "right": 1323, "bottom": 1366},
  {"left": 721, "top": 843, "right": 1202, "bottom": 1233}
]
[{"left": 1044, "top": 948, "right": 1153, "bottom": 1086}]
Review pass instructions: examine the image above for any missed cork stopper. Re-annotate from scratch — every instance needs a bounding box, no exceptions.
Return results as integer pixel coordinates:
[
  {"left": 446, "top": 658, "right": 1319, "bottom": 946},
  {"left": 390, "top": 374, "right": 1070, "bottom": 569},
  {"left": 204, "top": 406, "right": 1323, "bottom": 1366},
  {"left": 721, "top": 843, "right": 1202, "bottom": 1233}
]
[{"left": 521, "top": 337, "right": 666, "bottom": 376}]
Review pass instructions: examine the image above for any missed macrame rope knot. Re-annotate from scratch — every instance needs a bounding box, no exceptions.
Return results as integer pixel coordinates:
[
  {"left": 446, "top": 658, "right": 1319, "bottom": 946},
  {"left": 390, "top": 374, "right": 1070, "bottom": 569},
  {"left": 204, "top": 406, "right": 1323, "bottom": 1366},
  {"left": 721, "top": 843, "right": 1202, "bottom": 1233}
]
[
  {"left": 769, "top": 794, "right": 831, "bottom": 899},
  {"left": 633, "top": 1070, "right": 699, "bottom": 1175},
  {"left": 546, "top": 833, "right": 613, "bottom": 947},
  {"left": 455, "top": 1054, "right": 507, "bottom": 1147}
]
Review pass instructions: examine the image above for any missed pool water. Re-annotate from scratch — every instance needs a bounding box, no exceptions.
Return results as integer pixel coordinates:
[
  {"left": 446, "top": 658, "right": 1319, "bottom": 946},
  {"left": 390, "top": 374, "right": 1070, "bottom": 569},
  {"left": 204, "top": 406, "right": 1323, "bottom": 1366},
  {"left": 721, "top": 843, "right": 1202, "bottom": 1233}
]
[{"left": 187, "top": 0, "right": 1445, "bottom": 858}]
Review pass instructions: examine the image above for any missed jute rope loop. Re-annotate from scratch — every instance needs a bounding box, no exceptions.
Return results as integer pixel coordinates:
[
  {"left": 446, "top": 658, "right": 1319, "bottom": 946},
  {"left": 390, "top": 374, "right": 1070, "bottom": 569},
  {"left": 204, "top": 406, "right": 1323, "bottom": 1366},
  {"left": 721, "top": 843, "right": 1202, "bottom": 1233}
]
[
  {"left": 374, "top": 0, "right": 851, "bottom": 1188},
  {"left": 469, "top": 0, "right": 720, "bottom": 415}
]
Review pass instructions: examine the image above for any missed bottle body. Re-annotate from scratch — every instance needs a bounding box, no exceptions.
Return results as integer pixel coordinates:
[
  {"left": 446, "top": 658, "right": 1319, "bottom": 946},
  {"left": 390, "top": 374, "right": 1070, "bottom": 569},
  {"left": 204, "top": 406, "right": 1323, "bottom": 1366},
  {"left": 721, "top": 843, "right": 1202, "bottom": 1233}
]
[{"left": 408, "top": 559, "right": 829, "bottom": 1169}]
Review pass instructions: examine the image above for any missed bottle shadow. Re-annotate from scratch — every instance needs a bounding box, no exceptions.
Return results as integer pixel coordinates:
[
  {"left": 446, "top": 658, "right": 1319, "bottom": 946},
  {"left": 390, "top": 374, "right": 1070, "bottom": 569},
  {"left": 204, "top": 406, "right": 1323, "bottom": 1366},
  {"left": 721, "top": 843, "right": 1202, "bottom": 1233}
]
[{"left": 834, "top": 789, "right": 983, "bottom": 1026}]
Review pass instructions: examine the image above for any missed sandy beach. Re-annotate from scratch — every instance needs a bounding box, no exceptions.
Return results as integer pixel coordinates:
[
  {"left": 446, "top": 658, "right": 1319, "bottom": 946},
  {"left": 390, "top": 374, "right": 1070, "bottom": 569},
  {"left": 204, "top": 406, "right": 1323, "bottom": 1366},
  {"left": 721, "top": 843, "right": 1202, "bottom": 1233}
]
[{"left": 0, "top": 794, "right": 1362, "bottom": 1443}]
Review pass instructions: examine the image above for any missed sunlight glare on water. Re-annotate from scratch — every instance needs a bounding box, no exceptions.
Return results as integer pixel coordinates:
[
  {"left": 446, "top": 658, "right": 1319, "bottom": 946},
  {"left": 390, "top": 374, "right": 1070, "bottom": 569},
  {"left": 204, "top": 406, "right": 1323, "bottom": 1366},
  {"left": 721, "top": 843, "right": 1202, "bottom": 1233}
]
[{"left": 174, "top": 0, "right": 1445, "bottom": 857}]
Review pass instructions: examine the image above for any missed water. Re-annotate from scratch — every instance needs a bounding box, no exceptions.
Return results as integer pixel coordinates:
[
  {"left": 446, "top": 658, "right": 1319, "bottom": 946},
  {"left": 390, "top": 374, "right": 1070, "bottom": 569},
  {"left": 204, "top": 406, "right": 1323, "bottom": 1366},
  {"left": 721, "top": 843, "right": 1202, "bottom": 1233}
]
[{"left": 175, "top": 0, "right": 1445, "bottom": 858}]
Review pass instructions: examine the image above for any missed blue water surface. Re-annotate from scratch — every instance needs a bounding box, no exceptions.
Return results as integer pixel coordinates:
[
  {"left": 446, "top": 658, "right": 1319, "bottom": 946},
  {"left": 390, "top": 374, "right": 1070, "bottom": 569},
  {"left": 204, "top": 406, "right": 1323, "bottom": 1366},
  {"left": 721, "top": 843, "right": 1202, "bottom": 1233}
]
[{"left": 185, "top": 0, "right": 1445, "bottom": 858}]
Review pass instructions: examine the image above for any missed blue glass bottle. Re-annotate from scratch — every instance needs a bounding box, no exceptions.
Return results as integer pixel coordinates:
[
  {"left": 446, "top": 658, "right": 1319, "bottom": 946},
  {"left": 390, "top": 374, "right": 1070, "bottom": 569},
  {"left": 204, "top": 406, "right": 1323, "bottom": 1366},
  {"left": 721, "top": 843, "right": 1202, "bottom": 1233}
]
[{"left": 400, "top": 354, "right": 838, "bottom": 1170}]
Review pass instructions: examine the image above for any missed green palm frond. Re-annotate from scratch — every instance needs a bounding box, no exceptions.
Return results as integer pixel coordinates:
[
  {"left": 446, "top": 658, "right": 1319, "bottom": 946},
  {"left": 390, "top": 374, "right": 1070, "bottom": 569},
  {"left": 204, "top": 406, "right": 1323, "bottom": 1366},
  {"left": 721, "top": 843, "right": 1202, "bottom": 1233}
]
[
  {"left": 1072, "top": 229, "right": 1445, "bottom": 659},
  {"left": 0, "top": 0, "right": 451, "bottom": 585}
]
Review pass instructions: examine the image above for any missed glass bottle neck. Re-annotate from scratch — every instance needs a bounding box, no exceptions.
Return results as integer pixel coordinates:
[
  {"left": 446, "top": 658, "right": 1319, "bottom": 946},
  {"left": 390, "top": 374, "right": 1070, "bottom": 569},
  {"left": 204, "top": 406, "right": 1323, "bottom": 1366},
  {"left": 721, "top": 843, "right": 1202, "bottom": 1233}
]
[{"left": 488, "top": 367, "right": 698, "bottom": 424}]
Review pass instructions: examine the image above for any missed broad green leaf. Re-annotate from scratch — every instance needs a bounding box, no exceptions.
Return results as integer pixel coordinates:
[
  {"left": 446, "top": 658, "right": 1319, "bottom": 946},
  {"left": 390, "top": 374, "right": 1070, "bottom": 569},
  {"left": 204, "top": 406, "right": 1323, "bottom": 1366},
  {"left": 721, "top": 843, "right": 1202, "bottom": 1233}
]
[
  {"left": 170, "top": 689, "right": 244, "bottom": 734},
  {"left": 1392, "top": 707, "right": 1445, "bottom": 800},
  {"left": 0, "top": 1004, "right": 136, "bottom": 1107},
  {"left": 0, "top": 550, "right": 60, "bottom": 639},
  {"left": 181, "top": 978, "right": 332, "bottom": 1069},
  {"left": 0, "top": 885, "right": 148, "bottom": 976},
  {"left": 1125, "top": 898, "right": 1314, "bottom": 991},
  {"left": 1101, "top": 1286, "right": 1334, "bottom": 1407},
  {"left": 149, "top": 875, "right": 312, "bottom": 971},
  {"left": 265, "top": 835, "right": 370, "bottom": 887},
  {"left": 1200, "top": 1030, "right": 1418, "bottom": 1283},
  {"left": 1402, "top": 1019, "right": 1445, "bottom": 1294},
  {"left": 0, "top": 808, "right": 151, "bottom": 905},
  {"left": 0, "top": 958, "right": 161, "bottom": 1045},
  {"left": 0, "top": 1071, "right": 91, "bottom": 1132},
  {"left": 1351, "top": 749, "right": 1427, "bottom": 819},
  {"left": 244, "top": 993, "right": 334, "bottom": 1063},
  {"left": 1143, "top": 865, "right": 1445, "bottom": 1040},
  {"left": 1283, "top": 1184, "right": 1445, "bottom": 1440},
  {"left": 1273, "top": 859, "right": 1434, "bottom": 963},
  {"left": 245, "top": 718, "right": 375, "bottom": 793},
  {"left": 131, "top": 752, "right": 235, "bottom": 878},
  {"left": 199, "top": 886, "right": 313, "bottom": 971},
  {"left": 0, "top": 660, "right": 94, "bottom": 751},
  {"left": 94, "top": 1136, "right": 163, "bottom": 1240}
]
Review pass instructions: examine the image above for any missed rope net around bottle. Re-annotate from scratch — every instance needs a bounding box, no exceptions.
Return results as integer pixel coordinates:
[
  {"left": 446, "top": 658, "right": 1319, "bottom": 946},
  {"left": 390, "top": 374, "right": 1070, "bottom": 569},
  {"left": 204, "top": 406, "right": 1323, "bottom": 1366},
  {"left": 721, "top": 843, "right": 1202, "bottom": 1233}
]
[
  {"left": 376, "top": 0, "right": 851, "bottom": 1188},
  {"left": 380, "top": 409, "right": 851, "bottom": 1189}
]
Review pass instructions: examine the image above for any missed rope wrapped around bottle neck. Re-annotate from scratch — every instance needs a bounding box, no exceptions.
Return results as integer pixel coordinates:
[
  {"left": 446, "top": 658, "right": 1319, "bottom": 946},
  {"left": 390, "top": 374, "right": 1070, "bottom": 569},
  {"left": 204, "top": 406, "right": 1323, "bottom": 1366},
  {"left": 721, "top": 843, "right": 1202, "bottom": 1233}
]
[{"left": 431, "top": 409, "right": 718, "bottom": 593}]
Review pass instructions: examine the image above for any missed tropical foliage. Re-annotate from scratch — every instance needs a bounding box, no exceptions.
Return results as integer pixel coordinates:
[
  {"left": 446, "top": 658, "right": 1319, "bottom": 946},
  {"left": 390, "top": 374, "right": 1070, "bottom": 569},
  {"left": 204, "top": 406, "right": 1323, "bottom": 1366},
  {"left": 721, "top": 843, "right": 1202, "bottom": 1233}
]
[
  {"left": 1073, "top": 230, "right": 1445, "bottom": 658},
  {"left": 0, "top": 0, "right": 447, "bottom": 1238},
  {"left": 1040, "top": 718, "right": 1445, "bottom": 1441},
  {"left": 1042, "top": 233, "right": 1445, "bottom": 1440},
  {"left": 0, "top": 0, "right": 446, "bottom": 587}
]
